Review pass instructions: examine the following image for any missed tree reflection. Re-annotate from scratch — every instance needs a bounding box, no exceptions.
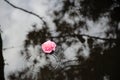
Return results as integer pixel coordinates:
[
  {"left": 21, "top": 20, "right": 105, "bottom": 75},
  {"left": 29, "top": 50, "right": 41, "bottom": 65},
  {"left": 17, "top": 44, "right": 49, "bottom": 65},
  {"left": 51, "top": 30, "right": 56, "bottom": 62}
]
[
  {"left": 37, "top": 0, "right": 120, "bottom": 80},
  {"left": 4, "top": 0, "right": 120, "bottom": 80}
]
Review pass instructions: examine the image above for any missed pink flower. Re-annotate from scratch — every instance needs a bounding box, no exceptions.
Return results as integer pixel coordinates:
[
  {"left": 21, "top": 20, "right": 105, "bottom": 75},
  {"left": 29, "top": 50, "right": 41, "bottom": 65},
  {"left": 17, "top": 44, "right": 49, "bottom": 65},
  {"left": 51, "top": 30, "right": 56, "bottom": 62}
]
[{"left": 41, "top": 40, "right": 56, "bottom": 53}]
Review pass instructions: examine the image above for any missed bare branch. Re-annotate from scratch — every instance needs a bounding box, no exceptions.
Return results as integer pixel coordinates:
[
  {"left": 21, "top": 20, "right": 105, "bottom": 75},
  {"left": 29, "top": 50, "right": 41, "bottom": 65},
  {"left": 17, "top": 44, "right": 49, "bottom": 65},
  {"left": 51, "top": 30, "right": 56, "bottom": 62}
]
[
  {"left": 3, "top": 44, "right": 23, "bottom": 51},
  {"left": 4, "top": 0, "right": 47, "bottom": 27},
  {"left": 78, "top": 34, "right": 117, "bottom": 41},
  {"left": 50, "top": 34, "right": 117, "bottom": 42}
]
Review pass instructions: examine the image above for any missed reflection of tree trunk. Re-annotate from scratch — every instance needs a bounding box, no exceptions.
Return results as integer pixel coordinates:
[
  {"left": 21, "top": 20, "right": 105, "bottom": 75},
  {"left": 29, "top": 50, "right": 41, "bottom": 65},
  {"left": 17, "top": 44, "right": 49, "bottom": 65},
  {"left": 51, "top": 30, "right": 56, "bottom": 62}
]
[{"left": 0, "top": 34, "right": 5, "bottom": 80}]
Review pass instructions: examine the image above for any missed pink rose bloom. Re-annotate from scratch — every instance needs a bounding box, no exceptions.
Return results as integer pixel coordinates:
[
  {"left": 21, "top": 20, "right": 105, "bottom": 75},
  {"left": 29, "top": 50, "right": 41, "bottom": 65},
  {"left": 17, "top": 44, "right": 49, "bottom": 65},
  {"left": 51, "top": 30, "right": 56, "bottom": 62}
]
[{"left": 42, "top": 40, "right": 56, "bottom": 53}]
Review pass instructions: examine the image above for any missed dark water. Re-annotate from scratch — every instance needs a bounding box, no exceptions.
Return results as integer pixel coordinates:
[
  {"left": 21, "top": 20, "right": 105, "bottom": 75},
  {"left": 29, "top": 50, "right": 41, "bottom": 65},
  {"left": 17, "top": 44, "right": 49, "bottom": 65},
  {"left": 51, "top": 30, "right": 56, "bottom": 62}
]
[{"left": 5, "top": 0, "right": 120, "bottom": 80}]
